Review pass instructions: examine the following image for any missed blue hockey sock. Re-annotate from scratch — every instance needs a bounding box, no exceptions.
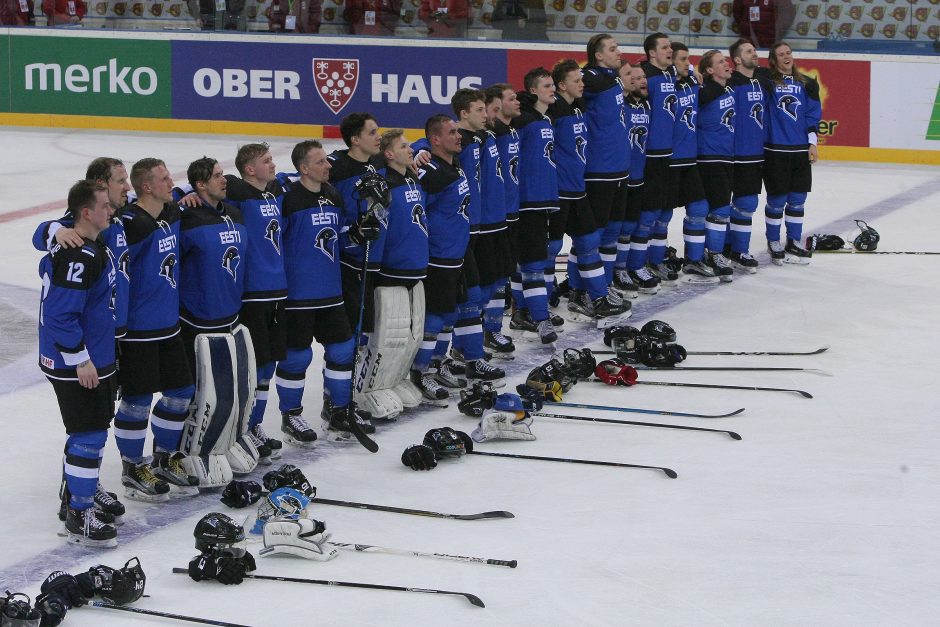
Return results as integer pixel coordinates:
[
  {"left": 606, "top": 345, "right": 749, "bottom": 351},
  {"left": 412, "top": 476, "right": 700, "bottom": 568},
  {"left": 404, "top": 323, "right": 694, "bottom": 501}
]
[
  {"left": 412, "top": 311, "right": 446, "bottom": 373},
  {"left": 520, "top": 262, "right": 549, "bottom": 322},
  {"left": 452, "top": 285, "right": 483, "bottom": 361},
  {"left": 567, "top": 250, "right": 582, "bottom": 291},
  {"left": 114, "top": 394, "right": 152, "bottom": 462},
  {"left": 482, "top": 282, "right": 505, "bottom": 334},
  {"left": 600, "top": 222, "right": 621, "bottom": 283},
  {"left": 705, "top": 204, "right": 732, "bottom": 255},
  {"left": 64, "top": 430, "right": 107, "bottom": 509},
  {"left": 324, "top": 338, "right": 355, "bottom": 409},
  {"left": 765, "top": 194, "right": 787, "bottom": 243},
  {"left": 151, "top": 385, "right": 195, "bottom": 453},
  {"left": 545, "top": 239, "right": 563, "bottom": 302},
  {"left": 249, "top": 361, "right": 276, "bottom": 428},
  {"left": 275, "top": 347, "right": 313, "bottom": 413},
  {"left": 628, "top": 210, "right": 657, "bottom": 271},
  {"left": 785, "top": 192, "right": 807, "bottom": 243},
  {"left": 572, "top": 232, "right": 606, "bottom": 300},
  {"left": 648, "top": 209, "right": 673, "bottom": 266},
  {"left": 729, "top": 194, "right": 758, "bottom": 253},
  {"left": 510, "top": 271, "right": 525, "bottom": 312}
]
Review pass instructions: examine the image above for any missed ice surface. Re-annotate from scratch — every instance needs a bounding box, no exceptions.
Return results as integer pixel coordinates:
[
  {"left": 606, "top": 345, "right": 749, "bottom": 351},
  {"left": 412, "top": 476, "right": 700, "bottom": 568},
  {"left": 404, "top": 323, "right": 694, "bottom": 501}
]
[{"left": 1, "top": 128, "right": 939, "bottom": 626}]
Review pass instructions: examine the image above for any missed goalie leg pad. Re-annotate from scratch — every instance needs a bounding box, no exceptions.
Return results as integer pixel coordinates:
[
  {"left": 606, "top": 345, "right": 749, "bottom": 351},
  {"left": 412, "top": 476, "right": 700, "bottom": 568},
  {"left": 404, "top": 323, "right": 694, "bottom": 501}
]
[
  {"left": 260, "top": 518, "right": 339, "bottom": 561},
  {"left": 179, "top": 333, "right": 242, "bottom": 487},
  {"left": 356, "top": 389, "right": 403, "bottom": 420},
  {"left": 225, "top": 326, "right": 259, "bottom": 475}
]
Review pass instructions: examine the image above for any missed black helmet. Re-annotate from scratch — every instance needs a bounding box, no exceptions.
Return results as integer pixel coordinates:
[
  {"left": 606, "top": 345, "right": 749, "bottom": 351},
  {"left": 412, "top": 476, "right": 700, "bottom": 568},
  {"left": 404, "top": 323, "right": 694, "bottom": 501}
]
[
  {"left": 603, "top": 325, "right": 639, "bottom": 347},
  {"left": 853, "top": 220, "right": 880, "bottom": 251},
  {"left": 562, "top": 348, "right": 597, "bottom": 380},
  {"left": 194, "top": 512, "right": 245, "bottom": 553},
  {"left": 640, "top": 319, "right": 676, "bottom": 343}
]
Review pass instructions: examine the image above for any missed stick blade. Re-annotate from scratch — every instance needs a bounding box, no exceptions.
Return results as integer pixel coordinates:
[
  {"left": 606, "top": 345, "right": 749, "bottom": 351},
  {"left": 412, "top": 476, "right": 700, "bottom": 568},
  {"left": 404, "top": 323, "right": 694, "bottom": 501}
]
[
  {"left": 728, "top": 431, "right": 743, "bottom": 440},
  {"left": 464, "top": 593, "right": 486, "bottom": 608},
  {"left": 456, "top": 510, "right": 515, "bottom": 520},
  {"left": 662, "top": 468, "right": 678, "bottom": 479}
]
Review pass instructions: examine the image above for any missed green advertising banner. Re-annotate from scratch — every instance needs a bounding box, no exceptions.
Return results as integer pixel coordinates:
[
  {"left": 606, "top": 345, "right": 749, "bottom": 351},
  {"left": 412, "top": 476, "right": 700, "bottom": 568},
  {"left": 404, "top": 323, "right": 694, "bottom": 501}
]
[
  {"left": 0, "top": 35, "right": 11, "bottom": 113},
  {"left": 9, "top": 36, "right": 171, "bottom": 118}
]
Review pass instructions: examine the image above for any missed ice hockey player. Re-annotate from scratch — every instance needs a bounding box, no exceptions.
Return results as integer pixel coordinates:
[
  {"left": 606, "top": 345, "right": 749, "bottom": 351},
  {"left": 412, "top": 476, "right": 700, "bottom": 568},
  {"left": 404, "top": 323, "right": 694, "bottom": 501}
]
[
  {"left": 276, "top": 140, "right": 376, "bottom": 444},
  {"left": 697, "top": 50, "right": 738, "bottom": 283},
  {"left": 581, "top": 34, "right": 632, "bottom": 297},
  {"left": 511, "top": 67, "right": 561, "bottom": 346},
  {"left": 409, "top": 114, "right": 472, "bottom": 406},
  {"left": 550, "top": 57, "right": 629, "bottom": 322},
  {"left": 353, "top": 129, "right": 429, "bottom": 420},
  {"left": 39, "top": 180, "right": 119, "bottom": 547},
  {"left": 763, "top": 42, "right": 821, "bottom": 264},
  {"left": 727, "top": 38, "right": 770, "bottom": 273}
]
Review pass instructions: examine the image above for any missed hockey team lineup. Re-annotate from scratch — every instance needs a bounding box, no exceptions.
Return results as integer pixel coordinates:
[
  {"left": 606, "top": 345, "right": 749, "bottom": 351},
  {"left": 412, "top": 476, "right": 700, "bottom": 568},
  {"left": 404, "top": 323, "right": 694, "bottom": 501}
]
[{"left": 2, "top": 28, "right": 939, "bottom": 627}]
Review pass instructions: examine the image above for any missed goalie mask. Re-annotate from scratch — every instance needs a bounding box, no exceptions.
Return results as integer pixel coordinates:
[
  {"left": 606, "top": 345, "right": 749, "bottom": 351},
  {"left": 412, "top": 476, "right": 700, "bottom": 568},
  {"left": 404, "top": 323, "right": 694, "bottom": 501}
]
[
  {"left": 853, "top": 220, "right": 880, "bottom": 252},
  {"left": 252, "top": 487, "right": 311, "bottom": 534},
  {"left": 595, "top": 358, "right": 639, "bottom": 386},
  {"left": 0, "top": 592, "right": 40, "bottom": 626}
]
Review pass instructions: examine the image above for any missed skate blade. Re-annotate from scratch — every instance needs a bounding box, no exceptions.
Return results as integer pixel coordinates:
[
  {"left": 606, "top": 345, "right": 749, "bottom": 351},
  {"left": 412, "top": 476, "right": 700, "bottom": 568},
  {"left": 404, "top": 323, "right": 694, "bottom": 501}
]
[
  {"left": 784, "top": 254, "right": 811, "bottom": 265},
  {"left": 167, "top": 484, "right": 200, "bottom": 498},
  {"left": 595, "top": 311, "right": 634, "bottom": 330},
  {"left": 268, "top": 448, "right": 283, "bottom": 460},
  {"left": 771, "top": 257, "right": 785, "bottom": 266},
  {"left": 420, "top": 398, "right": 450, "bottom": 408},
  {"left": 325, "top": 429, "right": 356, "bottom": 444},
  {"left": 732, "top": 264, "right": 758, "bottom": 275},
  {"left": 637, "top": 286, "right": 660, "bottom": 295},
  {"left": 123, "top": 487, "right": 170, "bottom": 504},
  {"left": 67, "top": 532, "right": 117, "bottom": 549},
  {"left": 282, "top": 434, "right": 318, "bottom": 449},
  {"left": 717, "top": 275, "right": 733, "bottom": 283},
  {"left": 563, "top": 310, "right": 595, "bottom": 324},
  {"left": 684, "top": 273, "right": 720, "bottom": 284},
  {"left": 484, "top": 348, "right": 515, "bottom": 360}
]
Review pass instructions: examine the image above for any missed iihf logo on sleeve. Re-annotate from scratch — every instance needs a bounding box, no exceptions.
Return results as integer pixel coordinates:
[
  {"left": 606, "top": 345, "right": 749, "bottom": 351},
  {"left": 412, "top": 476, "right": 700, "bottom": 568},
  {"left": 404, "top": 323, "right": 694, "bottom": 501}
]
[{"left": 313, "top": 59, "right": 359, "bottom": 115}]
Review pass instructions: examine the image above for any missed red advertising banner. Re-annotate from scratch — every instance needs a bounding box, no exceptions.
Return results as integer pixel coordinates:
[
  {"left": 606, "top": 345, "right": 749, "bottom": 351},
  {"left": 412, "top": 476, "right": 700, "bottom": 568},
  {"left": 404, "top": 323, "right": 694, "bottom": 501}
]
[{"left": 507, "top": 50, "right": 871, "bottom": 148}]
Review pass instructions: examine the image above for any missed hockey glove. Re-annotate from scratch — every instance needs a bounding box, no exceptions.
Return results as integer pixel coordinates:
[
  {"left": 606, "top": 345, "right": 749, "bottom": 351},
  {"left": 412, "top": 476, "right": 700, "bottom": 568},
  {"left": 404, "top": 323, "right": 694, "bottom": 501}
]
[
  {"left": 35, "top": 593, "right": 68, "bottom": 627},
  {"left": 262, "top": 464, "right": 316, "bottom": 499},
  {"left": 595, "top": 359, "right": 638, "bottom": 386},
  {"left": 220, "top": 479, "right": 264, "bottom": 508},
  {"left": 39, "top": 571, "right": 93, "bottom": 608},
  {"left": 401, "top": 444, "right": 437, "bottom": 471},
  {"left": 348, "top": 210, "right": 381, "bottom": 246},
  {"left": 188, "top": 552, "right": 255, "bottom": 585},
  {"left": 638, "top": 341, "right": 687, "bottom": 367},
  {"left": 0, "top": 592, "right": 41, "bottom": 626}
]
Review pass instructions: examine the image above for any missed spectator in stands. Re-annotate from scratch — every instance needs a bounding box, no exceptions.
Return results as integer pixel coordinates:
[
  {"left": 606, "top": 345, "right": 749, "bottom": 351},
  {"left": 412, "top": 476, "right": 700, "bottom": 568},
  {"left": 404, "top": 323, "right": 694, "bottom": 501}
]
[
  {"left": 419, "top": 0, "right": 467, "bottom": 38},
  {"left": 290, "top": 0, "right": 322, "bottom": 33},
  {"left": 265, "top": 0, "right": 288, "bottom": 31},
  {"left": 732, "top": 0, "right": 795, "bottom": 48},
  {"left": 41, "top": 0, "right": 83, "bottom": 25},
  {"left": 1, "top": 0, "right": 34, "bottom": 25},
  {"left": 188, "top": 0, "right": 246, "bottom": 30},
  {"left": 344, "top": 0, "right": 401, "bottom": 36}
]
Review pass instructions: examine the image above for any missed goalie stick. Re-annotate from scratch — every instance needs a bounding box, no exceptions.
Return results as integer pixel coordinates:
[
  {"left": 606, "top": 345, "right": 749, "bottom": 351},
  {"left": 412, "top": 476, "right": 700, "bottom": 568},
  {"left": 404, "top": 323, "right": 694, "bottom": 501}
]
[
  {"left": 315, "top": 497, "right": 514, "bottom": 520},
  {"left": 172, "top": 568, "right": 485, "bottom": 608},
  {"left": 332, "top": 540, "right": 518, "bottom": 568},
  {"left": 90, "top": 602, "right": 252, "bottom": 627},
  {"left": 686, "top": 345, "right": 829, "bottom": 356},
  {"left": 467, "top": 450, "right": 678, "bottom": 478},
  {"left": 547, "top": 401, "right": 745, "bottom": 419},
  {"left": 534, "top": 411, "right": 742, "bottom": 440},
  {"left": 594, "top": 378, "right": 813, "bottom": 398},
  {"left": 346, "top": 238, "right": 379, "bottom": 453}
]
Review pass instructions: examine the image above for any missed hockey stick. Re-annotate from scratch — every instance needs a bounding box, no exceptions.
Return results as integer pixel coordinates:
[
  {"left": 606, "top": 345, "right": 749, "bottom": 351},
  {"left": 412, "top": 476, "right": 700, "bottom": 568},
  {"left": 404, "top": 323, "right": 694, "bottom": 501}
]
[
  {"left": 534, "top": 411, "right": 742, "bottom": 440},
  {"left": 686, "top": 345, "right": 830, "bottom": 356},
  {"left": 547, "top": 401, "right": 745, "bottom": 419},
  {"left": 90, "top": 601, "right": 252, "bottom": 627},
  {"left": 467, "top": 450, "right": 678, "bottom": 478},
  {"left": 333, "top": 540, "right": 517, "bottom": 568},
  {"left": 346, "top": 238, "right": 379, "bottom": 453},
  {"left": 171, "top": 568, "right": 485, "bottom": 608},
  {"left": 632, "top": 366, "right": 831, "bottom": 375},
  {"left": 595, "top": 379, "right": 813, "bottom": 398},
  {"left": 813, "top": 249, "right": 940, "bottom": 255},
  {"left": 315, "top": 497, "right": 514, "bottom": 520}
]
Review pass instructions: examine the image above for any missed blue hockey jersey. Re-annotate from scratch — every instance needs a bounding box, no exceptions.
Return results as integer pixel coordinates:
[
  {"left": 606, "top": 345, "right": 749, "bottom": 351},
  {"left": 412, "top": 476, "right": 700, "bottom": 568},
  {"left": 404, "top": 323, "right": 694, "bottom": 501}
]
[
  {"left": 33, "top": 216, "right": 129, "bottom": 339},
  {"left": 698, "top": 80, "right": 736, "bottom": 163},
  {"left": 479, "top": 130, "right": 507, "bottom": 231},
  {"left": 548, "top": 96, "right": 589, "bottom": 199},
  {"left": 730, "top": 69, "right": 771, "bottom": 163},
  {"left": 765, "top": 74, "right": 822, "bottom": 152},
  {"left": 38, "top": 238, "right": 116, "bottom": 380},
  {"left": 224, "top": 176, "right": 288, "bottom": 302},
  {"left": 378, "top": 167, "right": 429, "bottom": 280},
  {"left": 491, "top": 120, "right": 520, "bottom": 222},
  {"left": 641, "top": 61, "right": 679, "bottom": 159},
  {"left": 120, "top": 203, "right": 182, "bottom": 341},
  {"left": 626, "top": 95, "right": 651, "bottom": 187},
  {"left": 512, "top": 92, "right": 559, "bottom": 212},
  {"left": 281, "top": 181, "right": 345, "bottom": 309},
  {"left": 581, "top": 64, "right": 629, "bottom": 181},
  {"left": 417, "top": 155, "right": 471, "bottom": 268},
  {"left": 671, "top": 74, "right": 700, "bottom": 166},
  {"left": 327, "top": 150, "right": 387, "bottom": 272},
  {"left": 178, "top": 201, "right": 247, "bottom": 328}
]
